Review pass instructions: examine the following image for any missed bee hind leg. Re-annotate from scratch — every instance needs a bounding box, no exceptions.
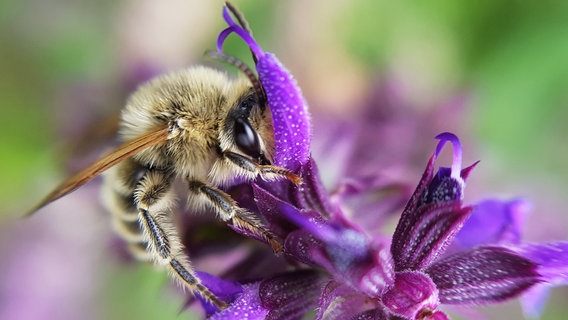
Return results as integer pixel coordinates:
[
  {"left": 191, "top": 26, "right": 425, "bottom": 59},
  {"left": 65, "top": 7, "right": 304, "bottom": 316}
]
[{"left": 134, "top": 168, "right": 227, "bottom": 309}]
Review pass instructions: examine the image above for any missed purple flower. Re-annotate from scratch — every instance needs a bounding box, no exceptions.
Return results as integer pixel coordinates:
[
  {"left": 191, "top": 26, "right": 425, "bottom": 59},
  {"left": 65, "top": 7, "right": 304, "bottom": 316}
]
[
  {"left": 205, "top": 120, "right": 562, "bottom": 319},
  {"left": 304, "top": 133, "right": 544, "bottom": 319},
  {"left": 186, "top": 5, "right": 568, "bottom": 319}
]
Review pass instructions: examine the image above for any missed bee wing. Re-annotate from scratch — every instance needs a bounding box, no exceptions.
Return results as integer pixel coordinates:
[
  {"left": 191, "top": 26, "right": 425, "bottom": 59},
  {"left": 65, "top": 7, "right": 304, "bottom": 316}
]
[{"left": 27, "top": 126, "right": 170, "bottom": 216}]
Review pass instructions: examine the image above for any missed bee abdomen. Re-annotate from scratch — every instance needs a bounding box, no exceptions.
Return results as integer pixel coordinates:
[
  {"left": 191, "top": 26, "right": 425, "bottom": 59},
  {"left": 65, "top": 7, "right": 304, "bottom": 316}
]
[{"left": 102, "top": 160, "right": 152, "bottom": 261}]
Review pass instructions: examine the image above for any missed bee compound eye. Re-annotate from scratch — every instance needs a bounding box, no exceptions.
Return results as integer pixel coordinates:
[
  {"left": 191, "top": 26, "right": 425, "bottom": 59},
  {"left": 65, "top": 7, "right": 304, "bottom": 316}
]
[{"left": 234, "top": 117, "right": 262, "bottom": 159}]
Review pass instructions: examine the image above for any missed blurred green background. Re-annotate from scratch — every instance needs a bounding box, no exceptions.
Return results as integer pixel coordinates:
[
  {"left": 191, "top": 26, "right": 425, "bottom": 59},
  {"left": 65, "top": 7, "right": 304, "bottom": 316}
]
[{"left": 1, "top": 0, "right": 567, "bottom": 319}]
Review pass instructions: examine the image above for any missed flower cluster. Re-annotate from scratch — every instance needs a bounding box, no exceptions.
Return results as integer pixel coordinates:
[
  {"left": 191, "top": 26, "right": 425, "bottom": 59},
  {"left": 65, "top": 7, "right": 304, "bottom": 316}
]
[{"left": 191, "top": 4, "right": 568, "bottom": 319}]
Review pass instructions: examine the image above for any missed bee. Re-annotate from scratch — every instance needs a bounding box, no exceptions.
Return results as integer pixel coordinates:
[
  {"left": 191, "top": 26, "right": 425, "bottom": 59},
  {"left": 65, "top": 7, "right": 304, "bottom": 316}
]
[{"left": 29, "top": 53, "right": 301, "bottom": 308}]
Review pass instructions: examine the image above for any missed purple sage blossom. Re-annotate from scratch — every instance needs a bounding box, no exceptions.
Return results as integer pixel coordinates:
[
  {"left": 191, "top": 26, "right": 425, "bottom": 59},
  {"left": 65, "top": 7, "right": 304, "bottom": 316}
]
[
  {"left": 182, "top": 8, "right": 568, "bottom": 319},
  {"left": 183, "top": 4, "right": 568, "bottom": 320},
  {"left": 277, "top": 133, "right": 543, "bottom": 319}
]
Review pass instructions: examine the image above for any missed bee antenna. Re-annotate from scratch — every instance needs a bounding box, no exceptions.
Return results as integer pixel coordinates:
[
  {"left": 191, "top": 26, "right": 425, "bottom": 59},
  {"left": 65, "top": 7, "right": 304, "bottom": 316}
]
[
  {"left": 206, "top": 50, "right": 266, "bottom": 104},
  {"left": 225, "top": 2, "right": 252, "bottom": 35}
]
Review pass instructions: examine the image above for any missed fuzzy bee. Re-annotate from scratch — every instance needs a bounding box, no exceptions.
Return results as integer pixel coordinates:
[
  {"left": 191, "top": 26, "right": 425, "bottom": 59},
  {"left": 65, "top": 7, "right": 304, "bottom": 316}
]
[{"left": 28, "top": 15, "right": 302, "bottom": 311}]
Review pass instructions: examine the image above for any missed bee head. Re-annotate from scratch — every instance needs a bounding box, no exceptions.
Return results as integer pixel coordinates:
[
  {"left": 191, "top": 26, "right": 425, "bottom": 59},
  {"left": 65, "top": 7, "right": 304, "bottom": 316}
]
[
  {"left": 209, "top": 51, "right": 274, "bottom": 165},
  {"left": 226, "top": 89, "right": 272, "bottom": 165}
]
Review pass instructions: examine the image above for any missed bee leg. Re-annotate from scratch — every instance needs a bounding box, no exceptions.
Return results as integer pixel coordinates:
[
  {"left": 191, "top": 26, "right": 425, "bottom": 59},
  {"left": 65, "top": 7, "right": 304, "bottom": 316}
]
[
  {"left": 188, "top": 180, "right": 283, "bottom": 253},
  {"left": 134, "top": 169, "right": 227, "bottom": 309},
  {"left": 222, "top": 151, "right": 302, "bottom": 185}
]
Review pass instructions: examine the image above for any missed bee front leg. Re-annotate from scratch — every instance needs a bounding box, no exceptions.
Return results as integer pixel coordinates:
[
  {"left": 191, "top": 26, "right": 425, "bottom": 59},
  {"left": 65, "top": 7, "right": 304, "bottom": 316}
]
[
  {"left": 134, "top": 169, "right": 227, "bottom": 309},
  {"left": 187, "top": 180, "right": 283, "bottom": 253}
]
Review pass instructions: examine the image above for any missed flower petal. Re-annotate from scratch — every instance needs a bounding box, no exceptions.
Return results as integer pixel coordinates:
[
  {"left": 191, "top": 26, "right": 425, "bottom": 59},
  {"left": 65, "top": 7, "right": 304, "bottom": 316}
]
[
  {"left": 209, "top": 282, "right": 269, "bottom": 320},
  {"left": 289, "top": 157, "right": 335, "bottom": 217},
  {"left": 256, "top": 54, "right": 311, "bottom": 170},
  {"left": 254, "top": 163, "right": 395, "bottom": 297},
  {"left": 324, "top": 239, "right": 394, "bottom": 298},
  {"left": 194, "top": 271, "right": 243, "bottom": 315},
  {"left": 284, "top": 229, "right": 325, "bottom": 266},
  {"left": 511, "top": 242, "right": 568, "bottom": 318},
  {"left": 456, "top": 198, "right": 530, "bottom": 248},
  {"left": 217, "top": 5, "right": 311, "bottom": 170},
  {"left": 282, "top": 216, "right": 395, "bottom": 297},
  {"left": 397, "top": 153, "right": 437, "bottom": 223},
  {"left": 425, "top": 246, "right": 541, "bottom": 305},
  {"left": 217, "top": 6, "right": 263, "bottom": 58},
  {"left": 251, "top": 182, "right": 302, "bottom": 238},
  {"left": 511, "top": 242, "right": 568, "bottom": 283},
  {"left": 259, "top": 270, "right": 325, "bottom": 320},
  {"left": 314, "top": 281, "right": 383, "bottom": 320},
  {"left": 382, "top": 271, "right": 439, "bottom": 320},
  {"left": 391, "top": 201, "right": 473, "bottom": 271}
]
